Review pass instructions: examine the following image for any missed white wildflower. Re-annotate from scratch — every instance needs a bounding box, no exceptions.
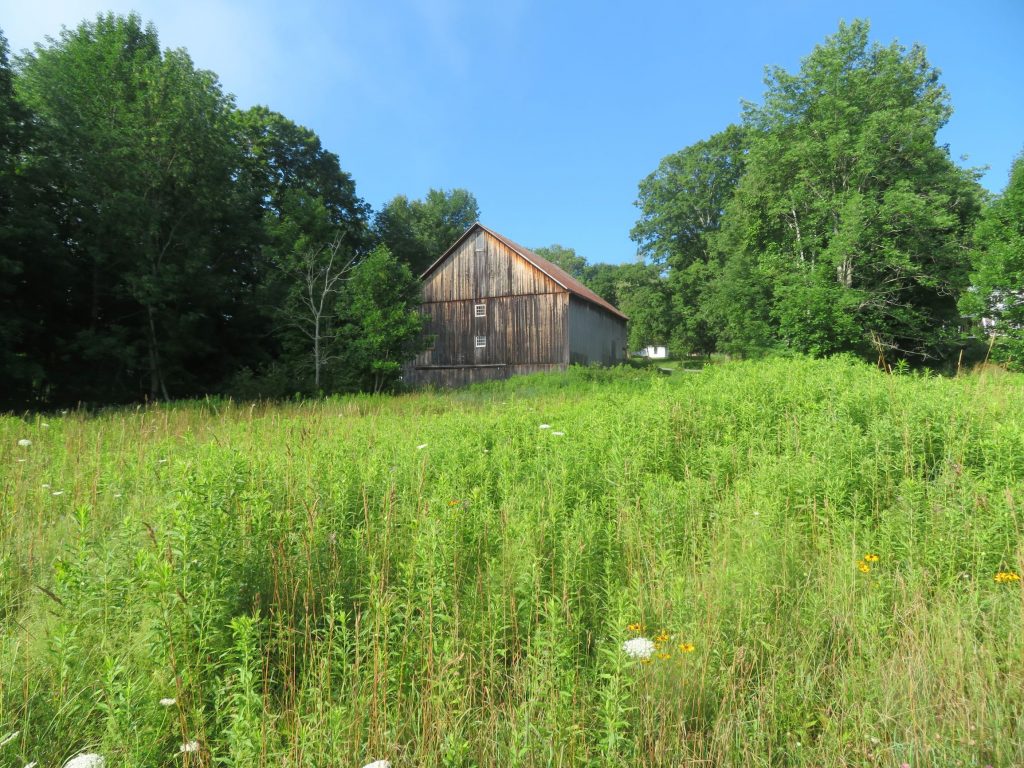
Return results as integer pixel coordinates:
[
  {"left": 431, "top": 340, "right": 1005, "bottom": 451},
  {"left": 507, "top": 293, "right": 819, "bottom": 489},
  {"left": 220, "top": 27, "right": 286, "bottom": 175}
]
[
  {"left": 17, "top": 439, "right": 31, "bottom": 447},
  {"left": 362, "top": 761, "right": 392, "bottom": 768},
  {"left": 158, "top": 458, "right": 168, "bottom": 464},
  {"left": 552, "top": 431, "right": 565, "bottom": 436},
  {"left": 25, "top": 762, "right": 37, "bottom": 768},
  {"left": 113, "top": 493, "right": 122, "bottom": 498},
  {"left": 538, "top": 424, "right": 551, "bottom": 429},
  {"left": 159, "top": 697, "right": 177, "bottom": 707},
  {"left": 63, "top": 754, "right": 105, "bottom": 768},
  {"left": 0, "top": 730, "right": 19, "bottom": 748},
  {"left": 42, "top": 483, "right": 51, "bottom": 489},
  {"left": 52, "top": 490, "right": 64, "bottom": 496},
  {"left": 179, "top": 740, "right": 200, "bottom": 754},
  {"left": 16, "top": 459, "right": 26, "bottom": 462},
  {"left": 416, "top": 444, "right": 428, "bottom": 450},
  {"left": 621, "top": 636, "right": 655, "bottom": 660},
  {"left": 41, "top": 423, "right": 50, "bottom": 428}
]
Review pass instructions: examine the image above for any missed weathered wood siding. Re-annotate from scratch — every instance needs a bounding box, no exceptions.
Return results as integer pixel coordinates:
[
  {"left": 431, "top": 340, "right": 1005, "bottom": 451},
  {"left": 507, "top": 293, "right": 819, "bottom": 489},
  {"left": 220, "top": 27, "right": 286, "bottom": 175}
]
[
  {"left": 567, "top": 296, "right": 628, "bottom": 366},
  {"left": 422, "top": 230, "right": 561, "bottom": 302},
  {"left": 413, "top": 293, "right": 568, "bottom": 367},
  {"left": 407, "top": 230, "right": 570, "bottom": 387}
]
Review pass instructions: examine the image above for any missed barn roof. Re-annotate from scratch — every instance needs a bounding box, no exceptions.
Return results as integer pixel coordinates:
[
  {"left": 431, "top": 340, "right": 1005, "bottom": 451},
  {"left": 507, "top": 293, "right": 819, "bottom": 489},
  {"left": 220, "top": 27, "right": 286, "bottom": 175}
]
[{"left": 421, "top": 223, "right": 628, "bottom": 321}]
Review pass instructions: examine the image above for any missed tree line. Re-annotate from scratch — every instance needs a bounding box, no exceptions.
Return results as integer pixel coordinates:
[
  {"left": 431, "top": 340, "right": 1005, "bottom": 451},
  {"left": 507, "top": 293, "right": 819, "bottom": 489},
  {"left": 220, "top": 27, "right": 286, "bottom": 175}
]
[
  {"left": 2, "top": 16, "right": 1021, "bottom": 410},
  {"left": 0, "top": 13, "right": 480, "bottom": 410},
  {"left": 557, "top": 21, "right": 1020, "bottom": 370}
]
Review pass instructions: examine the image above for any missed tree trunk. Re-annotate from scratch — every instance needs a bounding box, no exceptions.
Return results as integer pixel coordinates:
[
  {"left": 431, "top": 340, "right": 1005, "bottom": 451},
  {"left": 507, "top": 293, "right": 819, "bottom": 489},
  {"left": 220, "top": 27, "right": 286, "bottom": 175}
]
[
  {"left": 146, "top": 305, "right": 168, "bottom": 401},
  {"left": 313, "top": 315, "right": 321, "bottom": 390},
  {"left": 791, "top": 208, "right": 805, "bottom": 262},
  {"left": 837, "top": 256, "right": 853, "bottom": 288}
]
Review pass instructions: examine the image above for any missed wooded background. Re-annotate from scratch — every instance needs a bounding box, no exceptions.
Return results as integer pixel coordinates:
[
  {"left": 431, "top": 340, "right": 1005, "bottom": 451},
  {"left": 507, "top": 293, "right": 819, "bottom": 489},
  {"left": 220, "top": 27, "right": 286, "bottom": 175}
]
[{"left": 1, "top": 16, "right": 1021, "bottom": 409}]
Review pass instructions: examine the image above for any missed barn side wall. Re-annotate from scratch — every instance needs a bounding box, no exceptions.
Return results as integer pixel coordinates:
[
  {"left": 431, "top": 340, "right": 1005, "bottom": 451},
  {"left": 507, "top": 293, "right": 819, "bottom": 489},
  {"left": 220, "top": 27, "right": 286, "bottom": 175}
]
[
  {"left": 567, "top": 296, "right": 628, "bottom": 366},
  {"left": 411, "top": 292, "right": 569, "bottom": 369}
]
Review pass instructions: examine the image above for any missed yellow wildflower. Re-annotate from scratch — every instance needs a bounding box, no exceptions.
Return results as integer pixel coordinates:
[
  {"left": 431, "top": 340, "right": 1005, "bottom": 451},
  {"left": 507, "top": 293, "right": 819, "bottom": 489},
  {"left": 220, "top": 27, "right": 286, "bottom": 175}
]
[
  {"left": 864, "top": 553, "right": 880, "bottom": 563},
  {"left": 994, "top": 571, "right": 1021, "bottom": 584},
  {"left": 627, "top": 622, "right": 644, "bottom": 634},
  {"left": 655, "top": 630, "right": 669, "bottom": 644},
  {"left": 678, "top": 642, "right": 695, "bottom": 653},
  {"left": 858, "top": 562, "right": 871, "bottom": 574},
  {"left": 656, "top": 652, "right": 671, "bottom": 661}
]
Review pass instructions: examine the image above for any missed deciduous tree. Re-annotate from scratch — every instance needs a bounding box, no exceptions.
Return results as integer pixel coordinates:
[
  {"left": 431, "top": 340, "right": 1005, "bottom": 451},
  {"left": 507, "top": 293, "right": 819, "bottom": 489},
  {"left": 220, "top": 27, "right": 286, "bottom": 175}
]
[
  {"left": 960, "top": 152, "right": 1024, "bottom": 368},
  {"left": 713, "top": 20, "right": 981, "bottom": 361},
  {"left": 533, "top": 244, "right": 588, "bottom": 280},
  {"left": 374, "top": 188, "right": 479, "bottom": 274},
  {"left": 16, "top": 13, "right": 248, "bottom": 401},
  {"left": 338, "top": 245, "right": 428, "bottom": 392},
  {"left": 632, "top": 125, "right": 746, "bottom": 355}
]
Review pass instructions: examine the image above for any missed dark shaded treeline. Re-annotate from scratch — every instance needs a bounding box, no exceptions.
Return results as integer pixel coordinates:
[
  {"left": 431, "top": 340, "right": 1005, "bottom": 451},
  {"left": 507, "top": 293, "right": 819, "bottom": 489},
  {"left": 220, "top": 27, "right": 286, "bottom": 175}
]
[{"left": 0, "top": 14, "right": 481, "bottom": 410}]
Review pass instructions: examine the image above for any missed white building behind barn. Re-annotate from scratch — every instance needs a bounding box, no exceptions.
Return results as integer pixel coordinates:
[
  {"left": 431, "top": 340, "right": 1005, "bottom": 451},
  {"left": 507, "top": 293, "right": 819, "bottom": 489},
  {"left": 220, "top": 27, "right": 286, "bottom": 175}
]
[{"left": 636, "top": 345, "right": 668, "bottom": 359}]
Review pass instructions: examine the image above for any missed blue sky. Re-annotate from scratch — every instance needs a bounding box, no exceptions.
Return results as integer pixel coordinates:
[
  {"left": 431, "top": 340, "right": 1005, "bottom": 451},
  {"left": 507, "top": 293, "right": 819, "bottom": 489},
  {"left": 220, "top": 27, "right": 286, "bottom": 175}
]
[{"left": 4, "top": 1, "right": 1023, "bottom": 264}]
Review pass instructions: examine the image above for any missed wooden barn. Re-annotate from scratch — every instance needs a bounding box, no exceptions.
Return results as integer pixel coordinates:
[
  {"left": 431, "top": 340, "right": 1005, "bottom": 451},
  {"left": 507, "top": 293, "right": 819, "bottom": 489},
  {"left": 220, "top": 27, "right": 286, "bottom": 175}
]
[{"left": 405, "top": 223, "right": 628, "bottom": 387}]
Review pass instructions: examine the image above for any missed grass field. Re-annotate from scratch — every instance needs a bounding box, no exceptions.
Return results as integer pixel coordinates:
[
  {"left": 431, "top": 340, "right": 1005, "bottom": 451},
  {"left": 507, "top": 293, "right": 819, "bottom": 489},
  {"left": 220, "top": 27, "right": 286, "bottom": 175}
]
[{"left": 2, "top": 357, "right": 1023, "bottom": 767}]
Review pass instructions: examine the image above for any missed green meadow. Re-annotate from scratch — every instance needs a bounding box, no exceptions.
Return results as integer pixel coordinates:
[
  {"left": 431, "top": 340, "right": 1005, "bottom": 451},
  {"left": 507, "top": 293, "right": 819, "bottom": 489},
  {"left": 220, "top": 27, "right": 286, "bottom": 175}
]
[{"left": 2, "top": 357, "right": 1022, "bottom": 767}]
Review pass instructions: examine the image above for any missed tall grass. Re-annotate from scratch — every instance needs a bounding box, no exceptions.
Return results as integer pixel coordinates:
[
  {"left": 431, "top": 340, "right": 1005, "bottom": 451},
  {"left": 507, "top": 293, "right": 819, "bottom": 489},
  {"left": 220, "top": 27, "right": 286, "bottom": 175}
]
[{"left": 1, "top": 357, "right": 1022, "bottom": 767}]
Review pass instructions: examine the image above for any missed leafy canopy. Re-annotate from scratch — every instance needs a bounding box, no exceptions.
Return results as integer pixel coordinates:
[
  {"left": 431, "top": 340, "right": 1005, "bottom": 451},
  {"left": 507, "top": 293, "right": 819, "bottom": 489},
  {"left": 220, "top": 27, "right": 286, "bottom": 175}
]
[
  {"left": 374, "top": 188, "right": 479, "bottom": 275},
  {"left": 959, "top": 153, "right": 1024, "bottom": 368}
]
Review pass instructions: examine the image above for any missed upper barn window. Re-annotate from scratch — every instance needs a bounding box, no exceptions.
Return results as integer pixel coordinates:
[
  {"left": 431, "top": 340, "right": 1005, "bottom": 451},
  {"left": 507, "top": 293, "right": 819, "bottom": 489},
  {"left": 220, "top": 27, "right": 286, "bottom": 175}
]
[
  {"left": 475, "top": 336, "right": 487, "bottom": 348},
  {"left": 474, "top": 303, "right": 486, "bottom": 318}
]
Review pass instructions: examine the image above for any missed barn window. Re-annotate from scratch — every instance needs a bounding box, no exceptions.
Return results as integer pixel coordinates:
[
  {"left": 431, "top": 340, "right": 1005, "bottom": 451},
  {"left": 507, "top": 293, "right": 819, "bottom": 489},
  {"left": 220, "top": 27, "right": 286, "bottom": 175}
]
[
  {"left": 475, "top": 335, "right": 487, "bottom": 348},
  {"left": 474, "top": 303, "right": 486, "bottom": 318}
]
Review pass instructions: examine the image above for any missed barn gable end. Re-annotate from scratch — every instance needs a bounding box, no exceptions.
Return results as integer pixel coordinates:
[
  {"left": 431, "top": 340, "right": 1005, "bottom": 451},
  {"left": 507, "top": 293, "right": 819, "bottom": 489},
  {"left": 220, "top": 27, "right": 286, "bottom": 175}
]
[{"left": 422, "top": 227, "right": 564, "bottom": 301}]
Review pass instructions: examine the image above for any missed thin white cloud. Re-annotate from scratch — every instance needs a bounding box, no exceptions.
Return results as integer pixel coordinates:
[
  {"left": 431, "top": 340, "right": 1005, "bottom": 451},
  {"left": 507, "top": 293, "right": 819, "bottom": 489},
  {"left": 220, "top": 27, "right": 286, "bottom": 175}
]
[{"left": 3, "top": 1, "right": 321, "bottom": 110}]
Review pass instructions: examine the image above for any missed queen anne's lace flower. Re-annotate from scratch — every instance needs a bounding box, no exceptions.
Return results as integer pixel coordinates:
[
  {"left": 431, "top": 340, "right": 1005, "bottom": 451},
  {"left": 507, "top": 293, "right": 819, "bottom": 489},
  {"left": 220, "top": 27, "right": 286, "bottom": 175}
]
[
  {"left": 179, "top": 741, "right": 199, "bottom": 754},
  {"left": 362, "top": 761, "right": 392, "bottom": 768},
  {"left": 17, "top": 439, "right": 31, "bottom": 447},
  {"left": 63, "top": 755, "right": 105, "bottom": 768},
  {"left": 622, "top": 636, "right": 655, "bottom": 659}
]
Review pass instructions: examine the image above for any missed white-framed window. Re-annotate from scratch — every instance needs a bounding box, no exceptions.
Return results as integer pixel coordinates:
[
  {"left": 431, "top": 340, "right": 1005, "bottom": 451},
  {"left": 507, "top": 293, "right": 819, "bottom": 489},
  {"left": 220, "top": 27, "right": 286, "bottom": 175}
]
[
  {"left": 474, "top": 303, "right": 486, "bottom": 318},
  {"left": 475, "top": 335, "right": 487, "bottom": 348}
]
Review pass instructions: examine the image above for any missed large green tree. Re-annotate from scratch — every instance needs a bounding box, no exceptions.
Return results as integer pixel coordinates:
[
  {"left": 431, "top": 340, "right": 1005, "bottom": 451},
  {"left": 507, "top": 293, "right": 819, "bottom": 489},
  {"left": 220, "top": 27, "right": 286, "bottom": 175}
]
[
  {"left": 633, "top": 125, "right": 746, "bottom": 355},
  {"left": 16, "top": 13, "right": 252, "bottom": 402},
  {"left": 612, "top": 263, "right": 672, "bottom": 352},
  {"left": 234, "top": 106, "right": 369, "bottom": 251},
  {"left": 337, "top": 245, "right": 428, "bottom": 392},
  {"left": 233, "top": 107, "right": 370, "bottom": 392},
  {"left": 374, "top": 188, "right": 479, "bottom": 274},
  {"left": 712, "top": 21, "right": 981, "bottom": 361},
  {"left": 960, "top": 152, "right": 1024, "bottom": 369},
  {"left": 533, "top": 244, "right": 588, "bottom": 280}
]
